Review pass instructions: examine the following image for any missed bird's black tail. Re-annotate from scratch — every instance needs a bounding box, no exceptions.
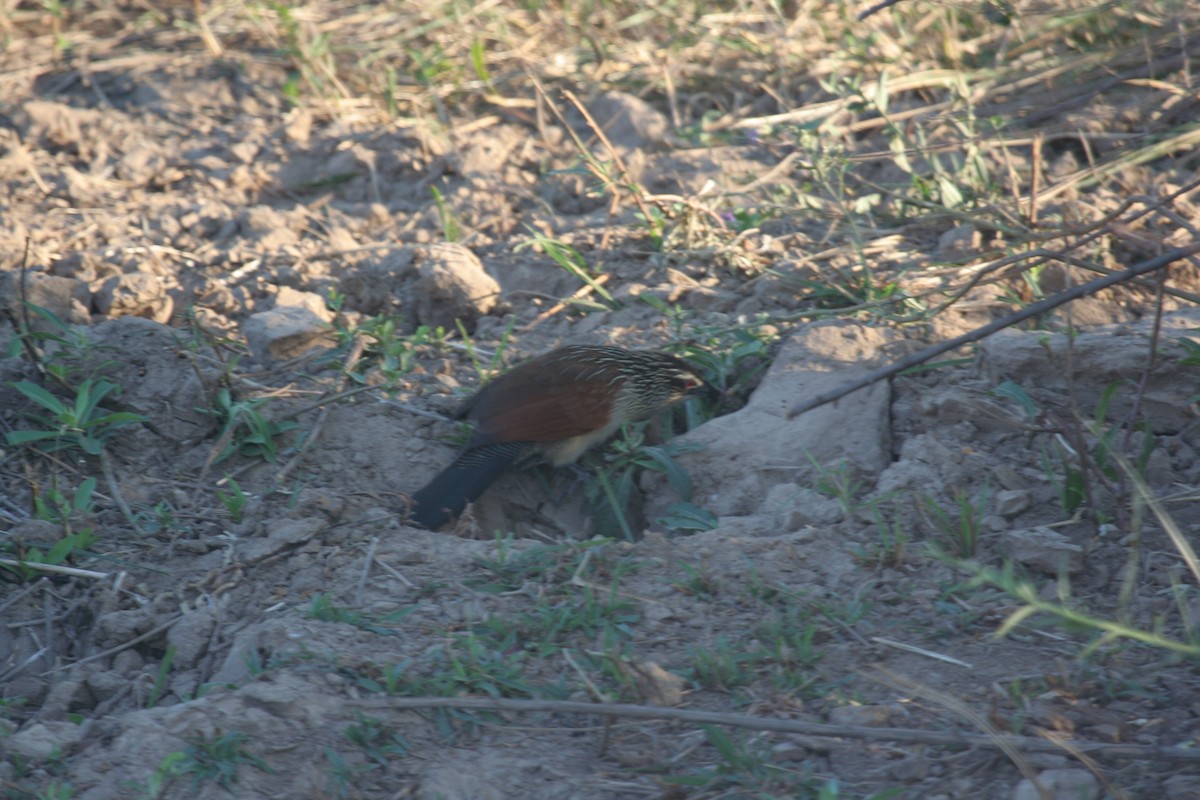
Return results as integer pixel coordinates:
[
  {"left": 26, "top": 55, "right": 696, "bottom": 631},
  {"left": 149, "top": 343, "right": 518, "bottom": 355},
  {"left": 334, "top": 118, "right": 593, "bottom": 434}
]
[{"left": 408, "top": 442, "right": 527, "bottom": 529}]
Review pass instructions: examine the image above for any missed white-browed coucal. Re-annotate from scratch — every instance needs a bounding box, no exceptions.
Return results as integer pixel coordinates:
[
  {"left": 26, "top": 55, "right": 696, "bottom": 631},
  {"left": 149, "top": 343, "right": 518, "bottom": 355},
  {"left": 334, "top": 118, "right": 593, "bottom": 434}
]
[{"left": 408, "top": 344, "right": 706, "bottom": 530}]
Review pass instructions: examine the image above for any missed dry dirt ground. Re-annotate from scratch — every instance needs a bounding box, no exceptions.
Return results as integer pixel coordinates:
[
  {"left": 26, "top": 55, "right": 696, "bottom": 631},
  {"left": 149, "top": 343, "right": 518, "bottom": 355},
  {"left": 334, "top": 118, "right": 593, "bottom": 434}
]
[{"left": 2, "top": 3, "right": 1200, "bottom": 800}]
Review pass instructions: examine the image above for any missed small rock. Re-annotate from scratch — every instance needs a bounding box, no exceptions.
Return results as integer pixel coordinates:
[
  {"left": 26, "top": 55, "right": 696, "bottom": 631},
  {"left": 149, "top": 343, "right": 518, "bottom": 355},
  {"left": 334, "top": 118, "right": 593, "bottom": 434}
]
[
  {"left": 5, "top": 721, "right": 86, "bottom": 760},
  {"left": 1000, "top": 527, "right": 1084, "bottom": 574},
  {"left": 762, "top": 484, "right": 843, "bottom": 528},
  {"left": 237, "top": 517, "right": 326, "bottom": 563},
  {"left": 243, "top": 305, "right": 333, "bottom": 362},
  {"left": 409, "top": 243, "right": 499, "bottom": 331},
  {"left": 579, "top": 91, "right": 668, "bottom": 151},
  {"left": 994, "top": 489, "right": 1032, "bottom": 518},
  {"left": 85, "top": 670, "right": 128, "bottom": 703},
  {"left": 937, "top": 225, "right": 981, "bottom": 260},
  {"left": 93, "top": 271, "right": 174, "bottom": 323},
  {"left": 0, "top": 271, "right": 90, "bottom": 328},
  {"left": 1012, "top": 768, "right": 1099, "bottom": 800},
  {"left": 274, "top": 286, "right": 333, "bottom": 322},
  {"left": 167, "top": 607, "right": 219, "bottom": 669},
  {"left": 340, "top": 247, "right": 415, "bottom": 314},
  {"left": 112, "top": 649, "right": 144, "bottom": 675}
]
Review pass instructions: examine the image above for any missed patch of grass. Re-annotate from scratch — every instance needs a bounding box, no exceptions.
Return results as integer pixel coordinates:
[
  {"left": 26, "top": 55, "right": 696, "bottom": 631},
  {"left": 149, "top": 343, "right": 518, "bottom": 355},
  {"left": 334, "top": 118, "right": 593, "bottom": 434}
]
[
  {"left": 470, "top": 538, "right": 615, "bottom": 592},
  {"left": 688, "top": 636, "right": 759, "bottom": 691},
  {"left": 5, "top": 379, "right": 146, "bottom": 456},
  {"left": 215, "top": 478, "right": 250, "bottom": 523},
  {"left": 671, "top": 559, "right": 720, "bottom": 600},
  {"left": 178, "top": 729, "right": 273, "bottom": 792},
  {"left": 343, "top": 713, "right": 409, "bottom": 765},
  {"left": 921, "top": 485, "right": 988, "bottom": 559},
  {"left": 430, "top": 185, "right": 462, "bottom": 242},
  {"left": 810, "top": 458, "right": 868, "bottom": 517},
  {"left": 584, "top": 425, "right": 706, "bottom": 540},
  {"left": 305, "top": 593, "right": 415, "bottom": 635},
  {"left": 661, "top": 724, "right": 836, "bottom": 797},
  {"left": 967, "top": 561, "right": 1200, "bottom": 659},
  {"left": 853, "top": 505, "right": 909, "bottom": 569},
  {"left": 475, "top": 586, "right": 640, "bottom": 657},
  {"left": 207, "top": 387, "right": 298, "bottom": 464},
  {"left": 1, "top": 521, "right": 98, "bottom": 583},
  {"left": 336, "top": 313, "right": 447, "bottom": 386},
  {"left": 515, "top": 233, "right": 618, "bottom": 309}
]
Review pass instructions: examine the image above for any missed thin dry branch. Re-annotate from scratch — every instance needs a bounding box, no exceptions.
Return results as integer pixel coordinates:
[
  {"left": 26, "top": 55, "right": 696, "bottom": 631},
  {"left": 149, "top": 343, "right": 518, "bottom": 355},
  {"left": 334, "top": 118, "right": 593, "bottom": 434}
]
[
  {"left": 360, "top": 695, "right": 1200, "bottom": 763},
  {"left": 787, "top": 240, "right": 1200, "bottom": 419}
]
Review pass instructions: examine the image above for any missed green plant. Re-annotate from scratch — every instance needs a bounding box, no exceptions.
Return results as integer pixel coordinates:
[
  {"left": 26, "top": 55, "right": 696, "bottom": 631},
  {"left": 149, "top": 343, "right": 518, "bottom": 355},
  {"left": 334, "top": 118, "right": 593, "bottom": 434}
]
[
  {"left": 178, "top": 730, "right": 272, "bottom": 791},
  {"left": 133, "top": 500, "right": 184, "bottom": 536},
  {"left": 215, "top": 478, "right": 249, "bottom": 523},
  {"left": 688, "top": 637, "right": 757, "bottom": 690},
  {"left": 663, "top": 725, "right": 808, "bottom": 795},
  {"left": 343, "top": 713, "right": 409, "bottom": 765},
  {"left": 672, "top": 559, "right": 719, "bottom": 600},
  {"left": 654, "top": 501, "right": 718, "bottom": 533},
  {"left": 514, "top": 233, "right": 617, "bottom": 309},
  {"left": 33, "top": 476, "right": 96, "bottom": 529},
  {"left": 323, "top": 747, "right": 369, "bottom": 799},
  {"left": 147, "top": 645, "right": 175, "bottom": 708},
  {"left": 969, "top": 562, "right": 1200, "bottom": 658},
  {"left": 471, "top": 538, "right": 591, "bottom": 592},
  {"left": 306, "top": 593, "right": 414, "bottom": 635},
  {"left": 6, "top": 303, "right": 98, "bottom": 382},
  {"left": 35, "top": 781, "right": 74, "bottom": 800},
  {"left": 1, "top": 526, "right": 98, "bottom": 582},
  {"left": 339, "top": 315, "right": 445, "bottom": 385},
  {"left": 670, "top": 318, "right": 778, "bottom": 418},
  {"left": 584, "top": 425, "right": 705, "bottom": 541},
  {"left": 6, "top": 379, "right": 146, "bottom": 455},
  {"left": 207, "top": 387, "right": 298, "bottom": 463},
  {"left": 810, "top": 458, "right": 867, "bottom": 517},
  {"left": 477, "top": 587, "right": 639, "bottom": 657},
  {"left": 430, "top": 185, "right": 462, "bottom": 242},
  {"left": 922, "top": 485, "right": 988, "bottom": 558}
]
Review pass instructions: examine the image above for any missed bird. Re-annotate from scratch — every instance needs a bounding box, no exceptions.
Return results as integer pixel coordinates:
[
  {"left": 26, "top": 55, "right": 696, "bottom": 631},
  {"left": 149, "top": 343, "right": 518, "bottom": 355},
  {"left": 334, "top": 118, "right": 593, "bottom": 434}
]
[{"left": 408, "top": 344, "right": 707, "bottom": 530}]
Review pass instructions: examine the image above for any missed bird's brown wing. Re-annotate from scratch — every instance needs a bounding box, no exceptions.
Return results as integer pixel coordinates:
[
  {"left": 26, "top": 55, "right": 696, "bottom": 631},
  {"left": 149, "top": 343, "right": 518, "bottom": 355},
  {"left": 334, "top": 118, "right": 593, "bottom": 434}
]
[{"left": 462, "top": 356, "right": 619, "bottom": 447}]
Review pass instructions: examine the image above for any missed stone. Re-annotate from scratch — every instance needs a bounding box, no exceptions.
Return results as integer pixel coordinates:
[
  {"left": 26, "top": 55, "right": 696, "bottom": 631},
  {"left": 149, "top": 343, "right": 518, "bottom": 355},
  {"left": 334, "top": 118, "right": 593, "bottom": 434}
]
[
  {"left": 994, "top": 489, "right": 1032, "bottom": 518},
  {"left": 93, "top": 271, "right": 174, "bottom": 323},
  {"left": 409, "top": 242, "right": 499, "bottom": 331},
  {"left": 243, "top": 305, "right": 332, "bottom": 362},
  {"left": 5, "top": 721, "right": 86, "bottom": 760},
  {"left": 999, "top": 527, "right": 1084, "bottom": 574},
  {"left": 937, "top": 225, "right": 981, "bottom": 260},
  {"left": 0, "top": 271, "right": 90, "bottom": 329},
  {"left": 1011, "top": 768, "right": 1099, "bottom": 800}
]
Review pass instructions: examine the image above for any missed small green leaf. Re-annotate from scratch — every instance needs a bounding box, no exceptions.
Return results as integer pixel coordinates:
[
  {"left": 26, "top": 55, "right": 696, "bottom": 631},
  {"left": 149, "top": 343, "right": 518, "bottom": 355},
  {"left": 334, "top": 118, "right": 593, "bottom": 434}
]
[
  {"left": 6, "top": 430, "right": 63, "bottom": 446},
  {"left": 469, "top": 38, "right": 490, "bottom": 84},
  {"left": 10, "top": 380, "right": 68, "bottom": 415},
  {"left": 656, "top": 502, "right": 718, "bottom": 532},
  {"left": 74, "top": 477, "right": 97, "bottom": 511}
]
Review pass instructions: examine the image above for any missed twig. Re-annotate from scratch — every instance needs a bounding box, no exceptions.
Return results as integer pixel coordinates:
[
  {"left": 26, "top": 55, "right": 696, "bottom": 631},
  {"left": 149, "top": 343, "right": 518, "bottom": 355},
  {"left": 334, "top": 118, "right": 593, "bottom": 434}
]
[
  {"left": 870, "top": 668, "right": 1044, "bottom": 796},
  {"left": 276, "top": 334, "right": 366, "bottom": 484},
  {"left": 520, "top": 273, "right": 612, "bottom": 332},
  {"left": 0, "top": 558, "right": 108, "bottom": 580},
  {"left": 355, "top": 536, "right": 379, "bottom": 607},
  {"left": 871, "top": 637, "right": 972, "bottom": 668},
  {"left": 42, "top": 614, "right": 182, "bottom": 674},
  {"left": 858, "top": 0, "right": 908, "bottom": 21},
  {"left": 358, "top": 695, "right": 1200, "bottom": 762},
  {"left": 99, "top": 450, "right": 140, "bottom": 534},
  {"left": 787, "top": 241, "right": 1200, "bottom": 419}
]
